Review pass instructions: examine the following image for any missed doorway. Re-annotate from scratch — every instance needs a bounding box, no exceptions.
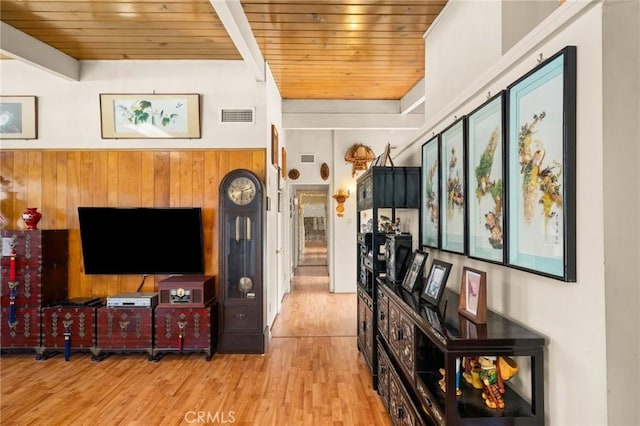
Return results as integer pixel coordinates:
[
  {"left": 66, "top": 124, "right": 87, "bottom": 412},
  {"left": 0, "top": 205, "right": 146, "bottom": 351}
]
[{"left": 291, "top": 186, "right": 329, "bottom": 290}]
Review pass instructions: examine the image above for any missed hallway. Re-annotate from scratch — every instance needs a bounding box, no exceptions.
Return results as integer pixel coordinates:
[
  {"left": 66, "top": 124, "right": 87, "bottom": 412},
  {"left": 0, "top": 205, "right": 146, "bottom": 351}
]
[{"left": 272, "top": 240, "right": 356, "bottom": 338}]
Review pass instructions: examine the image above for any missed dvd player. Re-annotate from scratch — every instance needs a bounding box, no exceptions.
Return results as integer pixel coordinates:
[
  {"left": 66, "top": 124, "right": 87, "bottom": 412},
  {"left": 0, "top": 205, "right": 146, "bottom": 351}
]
[{"left": 106, "top": 292, "right": 158, "bottom": 308}]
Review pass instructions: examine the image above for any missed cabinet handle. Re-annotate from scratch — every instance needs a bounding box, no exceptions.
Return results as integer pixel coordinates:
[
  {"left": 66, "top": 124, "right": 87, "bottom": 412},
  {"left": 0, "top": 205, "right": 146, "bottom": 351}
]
[
  {"left": 397, "top": 406, "right": 405, "bottom": 419},
  {"left": 380, "top": 312, "right": 385, "bottom": 320},
  {"left": 396, "top": 327, "right": 403, "bottom": 340},
  {"left": 362, "top": 321, "right": 367, "bottom": 331},
  {"left": 236, "top": 313, "right": 246, "bottom": 320},
  {"left": 426, "top": 398, "right": 433, "bottom": 408},
  {"left": 380, "top": 366, "right": 386, "bottom": 374}
]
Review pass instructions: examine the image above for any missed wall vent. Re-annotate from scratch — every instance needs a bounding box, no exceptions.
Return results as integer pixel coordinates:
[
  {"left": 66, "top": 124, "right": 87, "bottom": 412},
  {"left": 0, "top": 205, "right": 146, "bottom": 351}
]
[
  {"left": 300, "top": 154, "right": 316, "bottom": 164},
  {"left": 220, "top": 107, "right": 255, "bottom": 123}
]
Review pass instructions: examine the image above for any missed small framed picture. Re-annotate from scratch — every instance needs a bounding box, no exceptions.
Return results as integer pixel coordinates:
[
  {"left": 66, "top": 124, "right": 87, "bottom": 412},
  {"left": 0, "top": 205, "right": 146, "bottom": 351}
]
[
  {"left": 401, "top": 251, "right": 428, "bottom": 293},
  {"left": 420, "top": 259, "right": 452, "bottom": 306},
  {"left": 458, "top": 267, "right": 487, "bottom": 324},
  {"left": 0, "top": 96, "right": 38, "bottom": 139}
]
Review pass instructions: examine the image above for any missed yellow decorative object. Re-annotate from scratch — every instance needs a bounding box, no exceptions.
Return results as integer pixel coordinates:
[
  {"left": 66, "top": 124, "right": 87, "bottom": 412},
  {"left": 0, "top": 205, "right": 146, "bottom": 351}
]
[
  {"left": 332, "top": 189, "right": 349, "bottom": 217},
  {"left": 344, "top": 143, "right": 375, "bottom": 177}
]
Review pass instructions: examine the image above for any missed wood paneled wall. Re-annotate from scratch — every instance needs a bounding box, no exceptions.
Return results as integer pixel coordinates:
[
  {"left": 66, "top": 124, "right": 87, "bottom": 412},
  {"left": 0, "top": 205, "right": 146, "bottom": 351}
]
[{"left": 0, "top": 149, "right": 266, "bottom": 298}]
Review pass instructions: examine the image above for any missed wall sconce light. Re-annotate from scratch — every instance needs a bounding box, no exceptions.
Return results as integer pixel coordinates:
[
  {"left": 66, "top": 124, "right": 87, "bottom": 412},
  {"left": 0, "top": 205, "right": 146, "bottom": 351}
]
[{"left": 332, "top": 189, "right": 350, "bottom": 217}]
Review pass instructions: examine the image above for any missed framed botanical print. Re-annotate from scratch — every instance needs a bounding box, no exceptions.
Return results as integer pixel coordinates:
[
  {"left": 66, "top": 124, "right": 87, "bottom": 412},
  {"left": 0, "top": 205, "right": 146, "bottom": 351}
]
[
  {"left": 466, "top": 92, "right": 505, "bottom": 264},
  {"left": 506, "top": 46, "right": 577, "bottom": 281},
  {"left": 100, "top": 93, "right": 200, "bottom": 139},
  {"left": 440, "top": 118, "right": 466, "bottom": 254},
  {"left": 421, "top": 135, "right": 440, "bottom": 249}
]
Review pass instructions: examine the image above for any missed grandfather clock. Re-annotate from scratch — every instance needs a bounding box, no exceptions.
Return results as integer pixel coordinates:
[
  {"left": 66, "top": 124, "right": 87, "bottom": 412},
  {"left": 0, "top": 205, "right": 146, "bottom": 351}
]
[{"left": 218, "top": 169, "right": 266, "bottom": 353}]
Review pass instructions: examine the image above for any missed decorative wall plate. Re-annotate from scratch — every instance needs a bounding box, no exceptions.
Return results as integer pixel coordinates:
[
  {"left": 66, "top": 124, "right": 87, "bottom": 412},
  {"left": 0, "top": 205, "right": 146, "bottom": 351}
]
[
  {"left": 288, "top": 168, "right": 300, "bottom": 180},
  {"left": 320, "top": 163, "right": 330, "bottom": 180}
]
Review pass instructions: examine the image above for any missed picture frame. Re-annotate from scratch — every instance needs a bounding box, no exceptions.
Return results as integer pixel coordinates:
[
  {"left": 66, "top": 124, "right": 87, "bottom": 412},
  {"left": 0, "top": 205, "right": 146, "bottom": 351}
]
[
  {"left": 99, "top": 93, "right": 200, "bottom": 139},
  {"left": 505, "top": 46, "right": 577, "bottom": 282},
  {"left": 0, "top": 96, "right": 37, "bottom": 139},
  {"left": 421, "top": 135, "right": 440, "bottom": 249},
  {"left": 466, "top": 92, "right": 505, "bottom": 264},
  {"left": 271, "top": 124, "right": 279, "bottom": 169},
  {"left": 458, "top": 267, "right": 487, "bottom": 324},
  {"left": 281, "top": 147, "right": 287, "bottom": 179},
  {"left": 440, "top": 118, "right": 466, "bottom": 254},
  {"left": 401, "top": 251, "right": 428, "bottom": 293},
  {"left": 420, "top": 259, "right": 452, "bottom": 307}
]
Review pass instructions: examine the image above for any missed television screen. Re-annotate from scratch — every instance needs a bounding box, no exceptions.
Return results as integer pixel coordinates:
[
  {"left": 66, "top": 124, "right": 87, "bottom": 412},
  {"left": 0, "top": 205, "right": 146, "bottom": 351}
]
[{"left": 78, "top": 207, "right": 205, "bottom": 275}]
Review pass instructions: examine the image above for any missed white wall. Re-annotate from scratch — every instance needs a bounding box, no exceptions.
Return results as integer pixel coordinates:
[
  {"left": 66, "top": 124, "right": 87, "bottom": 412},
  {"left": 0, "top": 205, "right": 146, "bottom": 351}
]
[
  {"left": 601, "top": 1, "right": 640, "bottom": 424},
  {"left": 424, "top": 0, "right": 502, "bottom": 120},
  {"left": 264, "top": 64, "right": 283, "bottom": 330},
  {"left": 396, "top": 1, "right": 624, "bottom": 424},
  {"left": 0, "top": 60, "right": 266, "bottom": 149}
]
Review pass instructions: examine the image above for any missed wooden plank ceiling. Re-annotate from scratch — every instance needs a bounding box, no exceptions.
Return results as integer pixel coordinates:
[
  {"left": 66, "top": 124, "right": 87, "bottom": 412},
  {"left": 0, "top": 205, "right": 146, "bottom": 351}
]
[{"left": 0, "top": 0, "right": 447, "bottom": 100}]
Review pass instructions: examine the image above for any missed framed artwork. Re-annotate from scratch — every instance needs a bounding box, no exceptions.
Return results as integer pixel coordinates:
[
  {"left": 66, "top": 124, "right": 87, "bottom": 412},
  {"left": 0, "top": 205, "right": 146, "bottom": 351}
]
[
  {"left": 506, "top": 46, "right": 577, "bottom": 281},
  {"left": 0, "top": 96, "right": 37, "bottom": 139},
  {"left": 100, "top": 94, "right": 200, "bottom": 139},
  {"left": 420, "top": 259, "right": 452, "bottom": 307},
  {"left": 401, "top": 251, "right": 428, "bottom": 293},
  {"left": 440, "top": 118, "right": 466, "bottom": 254},
  {"left": 467, "top": 92, "right": 505, "bottom": 264},
  {"left": 421, "top": 135, "right": 440, "bottom": 249},
  {"left": 458, "top": 267, "right": 487, "bottom": 324},
  {"left": 271, "top": 124, "right": 279, "bottom": 169},
  {"left": 281, "top": 147, "right": 287, "bottom": 179}
]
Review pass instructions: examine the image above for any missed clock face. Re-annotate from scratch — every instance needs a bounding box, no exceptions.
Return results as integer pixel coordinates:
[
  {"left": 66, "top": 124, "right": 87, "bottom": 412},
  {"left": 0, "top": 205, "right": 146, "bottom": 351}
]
[{"left": 227, "top": 176, "right": 257, "bottom": 206}]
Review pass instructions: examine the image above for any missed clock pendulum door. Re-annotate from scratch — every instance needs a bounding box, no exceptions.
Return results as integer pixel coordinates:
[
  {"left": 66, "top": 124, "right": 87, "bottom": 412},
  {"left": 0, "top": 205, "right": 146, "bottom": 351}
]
[{"left": 237, "top": 216, "right": 253, "bottom": 298}]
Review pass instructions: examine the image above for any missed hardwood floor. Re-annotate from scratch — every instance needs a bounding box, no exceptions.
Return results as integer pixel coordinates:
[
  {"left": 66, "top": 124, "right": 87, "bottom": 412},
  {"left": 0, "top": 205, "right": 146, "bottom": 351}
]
[{"left": 0, "top": 243, "right": 390, "bottom": 426}]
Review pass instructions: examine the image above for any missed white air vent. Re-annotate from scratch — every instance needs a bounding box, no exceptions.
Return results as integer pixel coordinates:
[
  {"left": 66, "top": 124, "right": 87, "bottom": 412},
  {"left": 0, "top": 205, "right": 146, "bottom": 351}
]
[
  {"left": 300, "top": 154, "right": 316, "bottom": 164},
  {"left": 220, "top": 107, "right": 255, "bottom": 123}
]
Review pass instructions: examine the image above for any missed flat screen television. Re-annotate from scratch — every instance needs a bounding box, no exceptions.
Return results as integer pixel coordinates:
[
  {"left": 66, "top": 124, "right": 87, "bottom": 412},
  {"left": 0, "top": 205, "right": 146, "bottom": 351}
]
[{"left": 78, "top": 207, "right": 205, "bottom": 275}]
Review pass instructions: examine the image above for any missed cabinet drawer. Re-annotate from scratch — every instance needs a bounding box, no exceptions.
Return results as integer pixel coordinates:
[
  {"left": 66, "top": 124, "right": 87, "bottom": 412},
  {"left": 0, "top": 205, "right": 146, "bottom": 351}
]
[
  {"left": 388, "top": 299, "right": 416, "bottom": 381},
  {"left": 377, "top": 343, "right": 392, "bottom": 412},
  {"left": 42, "top": 306, "right": 98, "bottom": 349},
  {"left": 96, "top": 307, "right": 153, "bottom": 349},
  {"left": 155, "top": 306, "right": 214, "bottom": 349},
  {"left": 389, "top": 366, "right": 424, "bottom": 426},
  {"left": 0, "top": 307, "right": 41, "bottom": 348},
  {"left": 222, "top": 304, "right": 260, "bottom": 333},
  {"left": 378, "top": 288, "right": 389, "bottom": 341}
]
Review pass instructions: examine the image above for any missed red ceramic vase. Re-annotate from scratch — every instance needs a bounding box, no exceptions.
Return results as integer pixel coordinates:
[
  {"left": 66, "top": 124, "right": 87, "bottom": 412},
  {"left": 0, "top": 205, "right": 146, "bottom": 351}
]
[{"left": 22, "top": 207, "right": 42, "bottom": 230}]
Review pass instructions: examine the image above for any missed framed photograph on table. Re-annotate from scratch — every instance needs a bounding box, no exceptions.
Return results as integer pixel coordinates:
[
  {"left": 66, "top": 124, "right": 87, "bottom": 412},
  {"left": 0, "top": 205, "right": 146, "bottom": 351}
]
[
  {"left": 420, "top": 259, "right": 452, "bottom": 307},
  {"left": 467, "top": 92, "right": 505, "bottom": 264},
  {"left": 506, "top": 46, "right": 576, "bottom": 282},
  {"left": 0, "top": 96, "right": 37, "bottom": 139},
  {"left": 401, "top": 251, "right": 428, "bottom": 293},
  {"left": 421, "top": 135, "right": 440, "bottom": 249},
  {"left": 440, "top": 118, "right": 466, "bottom": 254},
  {"left": 458, "top": 267, "right": 487, "bottom": 324},
  {"left": 100, "top": 93, "right": 200, "bottom": 139}
]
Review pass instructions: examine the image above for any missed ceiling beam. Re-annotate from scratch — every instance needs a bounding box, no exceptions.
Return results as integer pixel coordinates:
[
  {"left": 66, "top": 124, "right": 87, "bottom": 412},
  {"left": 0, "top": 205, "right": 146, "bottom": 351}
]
[
  {"left": 0, "top": 22, "right": 79, "bottom": 81},
  {"left": 400, "top": 78, "right": 425, "bottom": 115},
  {"left": 210, "top": 0, "right": 265, "bottom": 82},
  {"left": 282, "top": 100, "right": 424, "bottom": 130}
]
